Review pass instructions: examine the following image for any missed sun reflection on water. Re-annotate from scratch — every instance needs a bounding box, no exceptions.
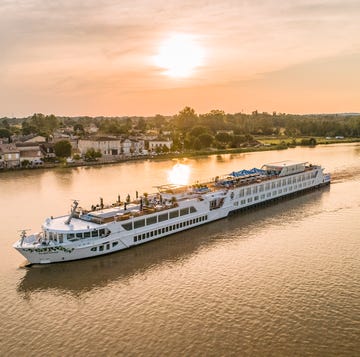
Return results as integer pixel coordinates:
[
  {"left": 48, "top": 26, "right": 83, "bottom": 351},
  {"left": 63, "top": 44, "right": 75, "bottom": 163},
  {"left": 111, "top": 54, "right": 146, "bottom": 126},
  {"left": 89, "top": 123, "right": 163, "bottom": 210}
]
[{"left": 167, "top": 163, "right": 191, "bottom": 185}]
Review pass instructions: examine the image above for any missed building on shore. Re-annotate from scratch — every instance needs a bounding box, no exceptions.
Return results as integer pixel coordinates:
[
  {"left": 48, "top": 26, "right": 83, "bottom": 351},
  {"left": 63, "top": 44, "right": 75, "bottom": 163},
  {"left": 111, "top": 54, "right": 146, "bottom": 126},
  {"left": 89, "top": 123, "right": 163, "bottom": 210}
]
[
  {"left": 0, "top": 144, "right": 20, "bottom": 168},
  {"left": 78, "top": 137, "right": 145, "bottom": 157},
  {"left": 148, "top": 140, "right": 173, "bottom": 152}
]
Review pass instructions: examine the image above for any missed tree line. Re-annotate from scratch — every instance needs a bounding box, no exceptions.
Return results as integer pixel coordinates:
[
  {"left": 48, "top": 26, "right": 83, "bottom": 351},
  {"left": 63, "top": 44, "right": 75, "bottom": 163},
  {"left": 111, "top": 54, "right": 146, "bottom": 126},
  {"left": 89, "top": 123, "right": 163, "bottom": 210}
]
[{"left": 1, "top": 108, "right": 359, "bottom": 151}]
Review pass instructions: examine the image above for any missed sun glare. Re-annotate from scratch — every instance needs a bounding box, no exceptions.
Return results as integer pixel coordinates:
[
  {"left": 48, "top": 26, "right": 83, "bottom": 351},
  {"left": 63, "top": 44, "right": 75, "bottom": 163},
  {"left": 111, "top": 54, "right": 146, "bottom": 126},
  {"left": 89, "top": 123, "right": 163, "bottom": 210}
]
[
  {"left": 167, "top": 163, "right": 191, "bottom": 185},
  {"left": 154, "top": 34, "right": 205, "bottom": 78}
]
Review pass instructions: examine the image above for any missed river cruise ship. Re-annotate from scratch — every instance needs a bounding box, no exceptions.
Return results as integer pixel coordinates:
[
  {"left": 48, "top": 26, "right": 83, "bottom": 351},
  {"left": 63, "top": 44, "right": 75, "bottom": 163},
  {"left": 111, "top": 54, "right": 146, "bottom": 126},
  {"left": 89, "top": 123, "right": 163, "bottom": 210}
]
[{"left": 14, "top": 160, "right": 331, "bottom": 264}]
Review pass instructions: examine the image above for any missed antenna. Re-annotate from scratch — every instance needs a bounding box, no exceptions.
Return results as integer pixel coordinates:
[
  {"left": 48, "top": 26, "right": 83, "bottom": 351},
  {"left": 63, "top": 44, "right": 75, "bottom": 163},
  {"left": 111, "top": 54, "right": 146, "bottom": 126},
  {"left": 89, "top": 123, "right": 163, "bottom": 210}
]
[{"left": 65, "top": 200, "right": 79, "bottom": 225}]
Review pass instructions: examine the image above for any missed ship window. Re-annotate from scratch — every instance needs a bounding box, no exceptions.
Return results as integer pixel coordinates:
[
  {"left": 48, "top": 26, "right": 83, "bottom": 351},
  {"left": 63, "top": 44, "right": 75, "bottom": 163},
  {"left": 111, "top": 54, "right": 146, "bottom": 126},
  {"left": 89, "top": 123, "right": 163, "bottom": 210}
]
[
  {"left": 134, "top": 219, "right": 145, "bottom": 229},
  {"left": 254, "top": 196, "right": 259, "bottom": 201},
  {"left": 190, "top": 206, "right": 197, "bottom": 213},
  {"left": 277, "top": 181, "right": 281, "bottom": 187},
  {"left": 84, "top": 232, "right": 91, "bottom": 238},
  {"left": 68, "top": 233, "right": 74, "bottom": 239},
  {"left": 234, "top": 201, "right": 239, "bottom": 206},
  {"left": 146, "top": 216, "right": 157, "bottom": 225},
  {"left": 112, "top": 242, "right": 118, "bottom": 247},
  {"left": 259, "top": 185, "right": 264, "bottom": 192},
  {"left": 265, "top": 183, "right": 270, "bottom": 190},
  {"left": 288, "top": 178, "right": 292, "bottom": 184},
  {"left": 261, "top": 194, "right": 265, "bottom": 199},
  {"left": 278, "top": 189, "right": 282, "bottom": 194},
  {"left": 158, "top": 229, "right": 161, "bottom": 235},
  {"left": 76, "top": 232, "right": 83, "bottom": 239},
  {"left": 169, "top": 210, "right": 179, "bottom": 219},
  {"left": 282, "top": 179, "right": 286, "bottom": 186},
  {"left": 166, "top": 227, "right": 169, "bottom": 232},
  {"left": 158, "top": 213, "right": 168, "bottom": 222},
  {"left": 271, "top": 182, "right": 275, "bottom": 189},
  {"left": 150, "top": 231, "right": 154, "bottom": 237},
  {"left": 246, "top": 188, "right": 251, "bottom": 195},
  {"left": 162, "top": 228, "right": 165, "bottom": 233},
  {"left": 134, "top": 236, "right": 137, "bottom": 242},
  {"left": 146, "top": 232, "right": 150, "bottom": 238},
  {"left": 92, "top": 230, "right": 99, "bottom": 237},
  {"left": 90, "top": 247, "right": 97, "bottom": 251},
  {"left": 241, "top": 199, "right": 246, "bottom": 204},
  {"left": 58, "top": 234, "right": 63, "bottom": 244},
  {"left": 122, "top": 223, "right": 133, "bottom": 231},
  {"left": 99, "top": 229, "right": 105, "bottom": 236},
  {"left": 176, "top": 224, "right": 180, "bottom": 229},
  {"left": 180, "top": 208, "right": 189, "bottom": 216},
  {"left": 273, "top": 191, "right": 277, "bottom": 196},
  {"left": 49, "top": 232, "right": 54, "bottom": 240},
  {"left": 142, "top": 234, "right": 146, "bottom": 239},
  {"left": 253, "top": 186, "right": 258, "bottom": 194},
  {"left": 284, "top": 188, "right": 287, "bottom": 192},
  {"left": 205, "top": 215, "right": 208, "bottom": 220},
  {"left": 99, "top": 245, "right": 104, "bottom": 251},
  {"left": 247, "top": 197, "right": 252, "bottom": 203},
  {"left": 289, "top": 186, "right": 293, "bottom": 191},
  {"left": 239, "top": 189, "right": 244, "bottom": 197},
  {"left": 106, "top": 244, "right": 110, "bottom": 250},
  {"left": 267, "top": 192, "right": 271, "bottom": 197}
]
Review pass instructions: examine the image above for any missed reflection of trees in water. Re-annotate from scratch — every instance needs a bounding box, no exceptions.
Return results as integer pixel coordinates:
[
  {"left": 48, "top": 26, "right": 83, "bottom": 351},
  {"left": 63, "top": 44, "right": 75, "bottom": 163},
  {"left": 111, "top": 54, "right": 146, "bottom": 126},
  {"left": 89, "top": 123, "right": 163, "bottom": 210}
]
[{"left": 17, "top": 188, "right": 326, "bottom": 297}]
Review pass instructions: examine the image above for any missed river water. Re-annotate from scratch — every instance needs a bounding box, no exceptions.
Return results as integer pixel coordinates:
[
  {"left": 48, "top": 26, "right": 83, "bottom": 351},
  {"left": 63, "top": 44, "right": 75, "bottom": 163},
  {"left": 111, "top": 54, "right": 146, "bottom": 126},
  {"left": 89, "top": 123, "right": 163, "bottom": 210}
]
[{"left": 0, "top": 144, "right": 359, "bottom": 356}]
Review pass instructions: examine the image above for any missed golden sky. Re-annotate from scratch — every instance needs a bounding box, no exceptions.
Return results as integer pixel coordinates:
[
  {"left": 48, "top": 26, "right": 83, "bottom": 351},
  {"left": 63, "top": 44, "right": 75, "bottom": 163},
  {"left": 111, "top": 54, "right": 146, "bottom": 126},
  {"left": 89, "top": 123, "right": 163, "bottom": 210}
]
[{"left": 1, "top": 0, "right": 359, "bottom": 117}]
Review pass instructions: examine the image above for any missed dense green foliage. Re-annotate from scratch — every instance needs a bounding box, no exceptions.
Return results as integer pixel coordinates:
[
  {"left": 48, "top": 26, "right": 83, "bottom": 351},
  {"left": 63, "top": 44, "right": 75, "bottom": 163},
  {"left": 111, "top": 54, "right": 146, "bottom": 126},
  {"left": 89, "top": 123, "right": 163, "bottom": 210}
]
[
  {"left": 54, "top": 140, "right": 72, "bottom": 158},
  {"left": 84, "top": 148, "right": 102, "bottom": 161}
]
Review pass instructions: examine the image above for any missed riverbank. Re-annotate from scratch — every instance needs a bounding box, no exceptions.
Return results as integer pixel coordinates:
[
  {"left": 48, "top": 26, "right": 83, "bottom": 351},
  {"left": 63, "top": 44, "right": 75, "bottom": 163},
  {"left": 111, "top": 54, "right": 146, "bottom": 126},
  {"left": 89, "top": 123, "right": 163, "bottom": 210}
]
[{"left": 1, "top": 137, "right": 359, "bottom": 173}]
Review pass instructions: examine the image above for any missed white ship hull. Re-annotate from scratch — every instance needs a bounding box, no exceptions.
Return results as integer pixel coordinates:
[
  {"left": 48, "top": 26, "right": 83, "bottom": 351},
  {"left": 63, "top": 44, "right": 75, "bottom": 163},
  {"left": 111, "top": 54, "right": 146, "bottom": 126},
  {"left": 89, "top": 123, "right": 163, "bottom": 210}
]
[{"left": 14, "top": 161, "right": 331, "bottom": 265}]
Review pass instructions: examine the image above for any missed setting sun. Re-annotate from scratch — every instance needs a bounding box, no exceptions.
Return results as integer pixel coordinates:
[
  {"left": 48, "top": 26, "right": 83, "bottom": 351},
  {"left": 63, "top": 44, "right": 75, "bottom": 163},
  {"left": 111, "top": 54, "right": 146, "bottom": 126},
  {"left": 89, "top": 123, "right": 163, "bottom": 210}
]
[{"left": 154, "top": 34, "right": 205, "bottom": 78}]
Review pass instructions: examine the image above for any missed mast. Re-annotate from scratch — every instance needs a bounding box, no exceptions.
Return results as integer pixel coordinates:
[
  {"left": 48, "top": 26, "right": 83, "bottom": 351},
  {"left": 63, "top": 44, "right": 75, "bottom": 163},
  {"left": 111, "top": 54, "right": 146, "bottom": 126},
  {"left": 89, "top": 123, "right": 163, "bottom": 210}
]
[{"left": 65, "top": 200, "right": 79, "bottom": 225}]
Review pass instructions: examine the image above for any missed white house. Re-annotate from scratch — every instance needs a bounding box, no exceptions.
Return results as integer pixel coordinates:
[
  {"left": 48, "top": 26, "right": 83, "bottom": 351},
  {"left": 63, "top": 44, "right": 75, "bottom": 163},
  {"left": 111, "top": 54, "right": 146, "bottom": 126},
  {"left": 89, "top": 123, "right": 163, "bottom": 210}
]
[
  {"left": 148, "top": 140, "right": 173, "bottom": 151},
  {"left": 78, "top": 137, "right": 145, "bottom": 156}
]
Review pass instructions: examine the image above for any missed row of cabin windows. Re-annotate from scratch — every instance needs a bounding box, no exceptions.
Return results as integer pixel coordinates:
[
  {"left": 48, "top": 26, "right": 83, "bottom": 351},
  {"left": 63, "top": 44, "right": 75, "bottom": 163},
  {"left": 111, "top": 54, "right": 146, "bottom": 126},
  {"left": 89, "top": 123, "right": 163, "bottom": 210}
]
[
  {"left": 237, "top": 181, "right": 314, "bottom": 206},
  {"left": 90, "top": 241, "right": 118, "bottom": 252},
  {"left": 133, "top": 215, "right": 208, "bottom": 243},
  {"left": 122, "top": 206, "right": 197, "bottom": 231},
  {"left": 238, "top": 173, "right": 315, "bottom": 198},
  {"left": 45, "top": 228, "right": 109, "bottom": 243}
]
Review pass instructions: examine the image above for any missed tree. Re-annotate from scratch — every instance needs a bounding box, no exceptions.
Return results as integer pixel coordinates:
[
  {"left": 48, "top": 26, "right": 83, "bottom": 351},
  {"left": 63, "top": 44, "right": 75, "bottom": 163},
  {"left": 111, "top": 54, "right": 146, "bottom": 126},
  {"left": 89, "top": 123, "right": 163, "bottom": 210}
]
[
  {"left": 1, "top": 119, "right": 10, "bottom": 129},
  {"left": 84, "top": 148, "right": 102, "bottom": 161},
  {"left": 215, "top": 132, "right": 232, "bottom": 143},
  {"left": 198, "top": 133, "right": 214, "bottom": 148},
  {"left": 74, "top": 123, "right": 84, "bottom": 134},
  {"left": 0, "top": 128, "right": 11, "bottom": 139},
  {"left": 175, "top": 107, "right": 198, "bottom": 131},
  {"left": 190, "top": 126, "right": 208, "bottom": 137},
  {"left": 199, "top": 110, "right": 226, "bottom": 131},
  {"left": 136, "top": 118, "right": 147, "bottom": 131},
  {"left": 54, "top": 140, "right": 72, "bottom": 158}
]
